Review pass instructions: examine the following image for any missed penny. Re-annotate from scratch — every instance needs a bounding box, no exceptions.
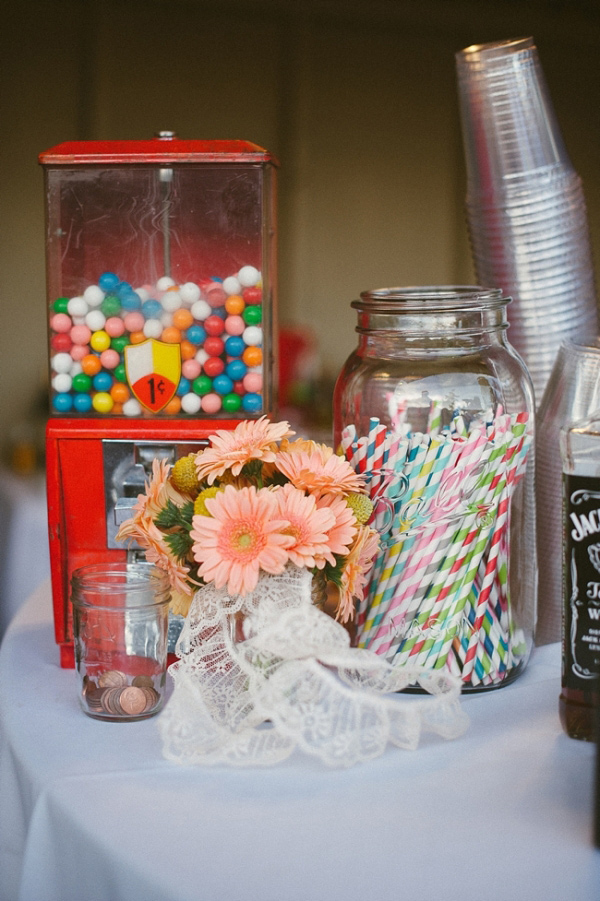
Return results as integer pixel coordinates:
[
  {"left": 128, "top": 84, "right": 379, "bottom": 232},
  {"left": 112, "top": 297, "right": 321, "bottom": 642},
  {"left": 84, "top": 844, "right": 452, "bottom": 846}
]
[
  {"left": 98, "top": 670, "right": 128, "bottom": 688},
  {"left": 82, "top": 677, "right": 98, "bottom": 695},
  {"left": 132, "top": 674, "right": 154, "bottom": 689},
  {"left": 102, "top": 686, "right": 124, "bottom": 715},
  {"left": 119, "top": 686, "right": 148, "bottom": 716},
  {"left": 139, "top": 686, "right": 160, "bottom": 712},
  {"left": 85, "top": 687, "right": 105, "bottom": 712}
]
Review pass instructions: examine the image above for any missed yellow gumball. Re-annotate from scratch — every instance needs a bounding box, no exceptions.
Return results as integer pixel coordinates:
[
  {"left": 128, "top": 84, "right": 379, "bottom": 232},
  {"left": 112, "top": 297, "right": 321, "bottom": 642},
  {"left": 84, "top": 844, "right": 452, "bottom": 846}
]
[
  {"left": 92, "top": 392, "right": 114, "bottom": 414},
  {"left": 90, "top": 329, "right": 111, "bottom": 352}
]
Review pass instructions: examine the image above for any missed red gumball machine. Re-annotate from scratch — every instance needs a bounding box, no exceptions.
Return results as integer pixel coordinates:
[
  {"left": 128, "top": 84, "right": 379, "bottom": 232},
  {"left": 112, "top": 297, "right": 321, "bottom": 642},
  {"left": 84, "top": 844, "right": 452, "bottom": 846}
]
[{"left": 40, "top": 133, "right": 278, "bottom": 666}]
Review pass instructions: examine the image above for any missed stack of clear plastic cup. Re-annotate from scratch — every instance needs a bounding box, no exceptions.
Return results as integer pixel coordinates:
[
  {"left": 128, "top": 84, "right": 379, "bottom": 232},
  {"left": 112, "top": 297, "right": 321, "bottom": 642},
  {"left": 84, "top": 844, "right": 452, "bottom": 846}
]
[{"left": 456, "top": 37, "right": 598, "bottom": 405}]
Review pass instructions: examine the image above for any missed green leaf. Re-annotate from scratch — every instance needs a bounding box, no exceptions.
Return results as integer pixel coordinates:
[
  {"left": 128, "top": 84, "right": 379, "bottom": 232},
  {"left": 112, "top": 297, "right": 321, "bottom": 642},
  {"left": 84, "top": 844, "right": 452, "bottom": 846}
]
[
  {"left": 154, "top": 499, "right": 181, "bottom": 530},
  {"left": 164, "top": 530, "right": 193, "bottom": 563}
]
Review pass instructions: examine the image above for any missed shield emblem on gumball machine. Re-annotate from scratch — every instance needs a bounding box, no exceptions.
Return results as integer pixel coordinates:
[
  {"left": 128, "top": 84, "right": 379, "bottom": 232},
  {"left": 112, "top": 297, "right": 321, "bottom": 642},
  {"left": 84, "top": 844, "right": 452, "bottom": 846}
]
[{"left": 40, "top": 133, "right": 278, "bottom": 666}]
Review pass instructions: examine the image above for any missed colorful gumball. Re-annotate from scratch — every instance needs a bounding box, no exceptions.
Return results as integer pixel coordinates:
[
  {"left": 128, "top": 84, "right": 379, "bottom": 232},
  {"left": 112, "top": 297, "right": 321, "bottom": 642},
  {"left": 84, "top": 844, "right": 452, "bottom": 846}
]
[
  {"left": 192, "top": 374, "right": 212, "bottom": 396},
  {"left": 51, "top": 313, "right": 72, "bottom": 333},
  {"left": 70, "top": 324, "right": 92, "bottom": 346},
  {"left": 203, "top": 356, "right": 225, "bottom": 378},
  {"left": 222, "top": 393, "right": 242, "bottom": 412},
  {"left": 100, "top": 349, "right": 120, "bottom": 369},
  {"left": 201, "top": 393, "right": 222, "bottom": 413},
  {"left": 90, "top": 329, "right": 111, "bottom": 352},
  {"left": 172, "top": 308, "right": 194, "bottom": 330},
  {"left": 204, "top": 315, "right": 225, "bottom": 337},
  {"left": 51, "top": 333, "right": 73, "bottom": 353},
  {"left": 224, "top": 315, "right": 245, "bottom": 336},
  {"left": 182, "top": 359, "right": 202, "bottom": 380},
  {"left": 242, "top": 393, "right": 262, "bottom": 413},
  {"left": 204, "top": 336, "right": 225, "bottom": 357},
  {"left": 161, "top": 326, "right": 182, "bottom": 344},
  {"left": 242, "top": 346, "right": 262, "bottom": 367},
  {"left": 243, "top": 372, "right": 263, "bottom": 394},
  {"left": 50, "top": 267, "right": 270, "bottom": 418},
  {"left": 81, "top": 354, "right": 102, "bottom": 376},
  {"left": 225, "top": 294, "right": 245, "bottom": 315}
]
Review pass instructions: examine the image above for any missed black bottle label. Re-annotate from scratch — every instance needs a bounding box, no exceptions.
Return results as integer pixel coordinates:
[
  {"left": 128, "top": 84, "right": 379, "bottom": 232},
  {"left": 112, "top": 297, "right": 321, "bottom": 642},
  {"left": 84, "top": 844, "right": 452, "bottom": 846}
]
[{"left": 563, "top": 474, "right": 600, "bottom": 690}]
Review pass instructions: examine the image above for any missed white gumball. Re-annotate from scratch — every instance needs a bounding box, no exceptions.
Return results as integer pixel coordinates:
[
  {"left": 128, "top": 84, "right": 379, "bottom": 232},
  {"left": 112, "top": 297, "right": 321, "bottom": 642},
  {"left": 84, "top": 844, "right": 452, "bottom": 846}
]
[
  {"left": 237, "top": 265, "right": 260, "bottom": 287},
  {"left": 181, "top": 392, "right": 202, "bottom": 414}
]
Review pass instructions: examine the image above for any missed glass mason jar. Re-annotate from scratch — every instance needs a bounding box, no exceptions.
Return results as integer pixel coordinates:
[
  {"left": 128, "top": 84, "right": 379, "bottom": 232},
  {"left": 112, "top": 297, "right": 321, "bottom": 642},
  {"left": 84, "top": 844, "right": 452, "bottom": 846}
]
[
  {"left": 333, "top": 286, "right": 537, "bottom": 691},
  {"left": 71, "top": 562, "right": 171, "bottom": 720}
]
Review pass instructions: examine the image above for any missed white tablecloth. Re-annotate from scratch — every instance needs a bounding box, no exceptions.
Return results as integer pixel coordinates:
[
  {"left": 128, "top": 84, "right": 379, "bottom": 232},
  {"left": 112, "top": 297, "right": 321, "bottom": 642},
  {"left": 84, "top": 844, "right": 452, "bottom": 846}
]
[
  {"left": 1, "top": 581, "right": 599, "bottom": 901},
  {"left": 0, "top": 469, "right": 50, "bottom": 639}
]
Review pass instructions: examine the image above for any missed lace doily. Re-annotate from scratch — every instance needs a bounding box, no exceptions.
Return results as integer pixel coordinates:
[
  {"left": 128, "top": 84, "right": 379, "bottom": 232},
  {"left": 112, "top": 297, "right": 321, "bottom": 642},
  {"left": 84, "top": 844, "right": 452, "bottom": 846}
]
[{"left": 158, "top": 566, "right": 469, "bottom": 768}]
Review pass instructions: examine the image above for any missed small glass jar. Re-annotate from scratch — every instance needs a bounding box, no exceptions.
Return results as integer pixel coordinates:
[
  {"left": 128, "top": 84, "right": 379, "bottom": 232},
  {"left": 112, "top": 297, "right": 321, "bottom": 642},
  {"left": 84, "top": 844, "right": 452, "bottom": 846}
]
[
  {"left": 333, "top": 286, "right": 537, "bottom": 690},
  {"left": 71, "top": 562, "right": 171, "bottom": 720}
]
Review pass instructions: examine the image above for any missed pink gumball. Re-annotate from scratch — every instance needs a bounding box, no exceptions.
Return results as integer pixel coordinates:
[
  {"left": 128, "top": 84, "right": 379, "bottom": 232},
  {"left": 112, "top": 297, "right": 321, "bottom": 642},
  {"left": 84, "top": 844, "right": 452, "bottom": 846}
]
[
  {"left": 100, "top": 349, "right": 120, "bottom": 369},
  {"left": 51, "top": 313, "right": 72, "bottom": 333},
  {"left": 224, "top": 315, "right": 245, "bottom": 336},
  {"left": 105, "top": 316, "right": 126, "bottom": 337},
  {"left": 70, "top": 324, "right": 92, "bottom": 345},
  {"left": 243, "top": 372, "right": 263, "bottom": 393},
  {"left": 123, "top": 311, "right": 145, "bottom": 333},
  {"left": 70, "top": 344, "right": 89, "bottom": 361},
  {"left": 182, "top": 359, "right": 202, "bottom": 380},
  {"left": 206, "top": 283, "right": 227, "bottom": 308},
  {"left": 201, "top": 393, "right": 222, "bottom": 413}
]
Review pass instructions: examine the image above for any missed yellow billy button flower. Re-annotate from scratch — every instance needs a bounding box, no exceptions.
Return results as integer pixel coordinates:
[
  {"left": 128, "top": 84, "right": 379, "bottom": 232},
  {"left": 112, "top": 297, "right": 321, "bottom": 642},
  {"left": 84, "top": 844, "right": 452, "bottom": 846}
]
[
  {"left": 171, "top": 453, "right": 201, "bottom": 494},
  {"left": 345, "top": 493, "right": 374, "bottom": 525},
  {"left": 194, "top": 485, "right": 223, "bottom": 516}
]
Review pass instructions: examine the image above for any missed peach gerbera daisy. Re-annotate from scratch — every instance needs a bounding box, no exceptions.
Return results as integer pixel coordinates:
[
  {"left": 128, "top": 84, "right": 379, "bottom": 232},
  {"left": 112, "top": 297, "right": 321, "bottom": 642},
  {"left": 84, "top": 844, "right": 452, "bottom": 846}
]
[
  {"left": 278, "top": 437, "right": 335, "bottom": 459},
  {"left": 314, "top": 493, "right": 358, "bottom": 564},
  {"left": 115, "top": 458, "right": 188, "bottom": 548},
  {"left": 274, "top": 483, "right": 336, "bottom": 568},
  {"left": 190, "top": 484, "right": 294, "bottom": 595},
  {"left": 274, "top": 448, "right": 366, "bottom": 496},
  {"left": 195, "top": 416, "right": 294, "bottom": 484},
  {"left": 337, "top": 525, "right": 379, "bottom": 623}
]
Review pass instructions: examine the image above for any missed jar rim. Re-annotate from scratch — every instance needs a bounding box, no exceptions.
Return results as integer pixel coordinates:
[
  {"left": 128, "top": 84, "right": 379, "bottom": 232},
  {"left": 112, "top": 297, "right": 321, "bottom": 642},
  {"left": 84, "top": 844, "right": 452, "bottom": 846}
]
[
  {"left": 71, "top": 562, "right": 171, "bottom": 608},
  {"left": 354, "top": 285, "right": 509, "bottom": 313}
]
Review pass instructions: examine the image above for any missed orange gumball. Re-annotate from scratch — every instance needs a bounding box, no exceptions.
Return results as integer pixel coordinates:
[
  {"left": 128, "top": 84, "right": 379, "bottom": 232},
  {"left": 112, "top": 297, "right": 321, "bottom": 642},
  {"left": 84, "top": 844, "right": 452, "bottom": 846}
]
[
  {"left": 225, "top": 294, "right": 245, "bottom": 315},
  {"left": 129, "top": 330, "right": 146, "bottom": 345},
  {"left": 111, "top": 402, "right": 124, "bottom": 415},
  {"left": 110, "top": 382, "right": 130, "bottom": 404},
  {"left": 242, "top": 346, "right": 262, "bottom": 367},
  {"left": 180, "top": 339, "right": 197, "bottom": 361},
  {"left": 163, "top": 396, "right": 182, "bottom": 415},
  {"left": 172, "top": 308, "right": 194, "bottom": 330},
  {"left": 81, "top": 353, "right": 102, "bottom": 376},
  {"left": 161, "top": 326, "right": 182, "bottom": 344}
]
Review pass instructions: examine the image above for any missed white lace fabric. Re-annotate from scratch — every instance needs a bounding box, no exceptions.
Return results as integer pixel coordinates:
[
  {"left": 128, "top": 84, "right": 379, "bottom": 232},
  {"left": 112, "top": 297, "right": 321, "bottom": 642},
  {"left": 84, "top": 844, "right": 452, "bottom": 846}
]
[{"left": 159, "top": 566, "right": 469, "bottom": 768}]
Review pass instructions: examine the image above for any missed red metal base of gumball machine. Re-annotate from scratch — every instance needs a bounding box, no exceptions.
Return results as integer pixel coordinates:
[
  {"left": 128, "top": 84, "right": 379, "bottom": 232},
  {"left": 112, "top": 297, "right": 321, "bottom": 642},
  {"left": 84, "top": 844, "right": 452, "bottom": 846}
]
[{"left": 46, "top": 417, "right": 241, "bottom": 667}]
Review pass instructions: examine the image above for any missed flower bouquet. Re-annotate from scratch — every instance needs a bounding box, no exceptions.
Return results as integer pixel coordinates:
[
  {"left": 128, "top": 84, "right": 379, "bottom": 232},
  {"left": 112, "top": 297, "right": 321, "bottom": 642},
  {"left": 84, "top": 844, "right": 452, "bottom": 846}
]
[{"left": 116, "top": 417, "right": 379, "bottom": 624}]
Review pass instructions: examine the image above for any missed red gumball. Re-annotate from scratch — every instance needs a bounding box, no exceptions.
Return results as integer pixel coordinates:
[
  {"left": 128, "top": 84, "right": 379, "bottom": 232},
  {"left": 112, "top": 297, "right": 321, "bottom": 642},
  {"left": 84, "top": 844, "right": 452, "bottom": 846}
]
[
  {"left": 51, "top": 332, "right": 73, "bottom": 352},
  {"left": 203, "top": 356, "right": 225, "bottom": 377},
  {"left": 242, "top": 286, "right": 262, "bottom": 304},
  {"left": 204, "top": 336, "right": 225, "bottom": 357},
  {"left": 204, "top": 315, "right": 225, "bottom": 336}
]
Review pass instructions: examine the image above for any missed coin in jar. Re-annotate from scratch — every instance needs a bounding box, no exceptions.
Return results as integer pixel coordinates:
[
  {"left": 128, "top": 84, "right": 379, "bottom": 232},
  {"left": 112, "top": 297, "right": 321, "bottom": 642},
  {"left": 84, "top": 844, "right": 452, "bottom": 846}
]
[
  {"left": 86, "top": 687, "right": 105, "bottom": 712},
  {"left": 98, "top": 670, "right": 128, "bottom": 688},
  {"left": 119, "top": 686, "right": 148, "bottom": 716},
  {"left": 132, "top": 674, "right": 154, "bottom": 689},
  {"left": 139, "top": 686, "right": 160, "bottom": 711},
  {"left": 102, "top": 686, "right": 125, "bottom": 716}
]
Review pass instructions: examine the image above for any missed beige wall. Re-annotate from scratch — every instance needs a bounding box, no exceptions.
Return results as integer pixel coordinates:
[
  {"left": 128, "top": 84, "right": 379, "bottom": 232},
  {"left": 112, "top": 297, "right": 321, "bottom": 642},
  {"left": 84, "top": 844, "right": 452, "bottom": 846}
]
[{"left": 2, "top": 0, "right": 600, "bottom": 449}]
